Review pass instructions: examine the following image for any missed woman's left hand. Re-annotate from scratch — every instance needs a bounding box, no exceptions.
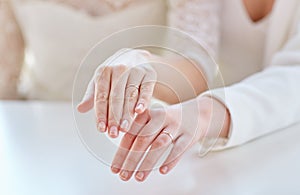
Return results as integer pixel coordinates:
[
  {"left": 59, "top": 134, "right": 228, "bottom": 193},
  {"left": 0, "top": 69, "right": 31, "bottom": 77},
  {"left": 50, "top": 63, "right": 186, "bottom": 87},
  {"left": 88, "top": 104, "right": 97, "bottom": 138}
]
[
  {"left": 77, "top": 49, "right": 157, "bottom": 138},
  {"left": 110, "top": 96, "right": 230, "bottom": 182}
]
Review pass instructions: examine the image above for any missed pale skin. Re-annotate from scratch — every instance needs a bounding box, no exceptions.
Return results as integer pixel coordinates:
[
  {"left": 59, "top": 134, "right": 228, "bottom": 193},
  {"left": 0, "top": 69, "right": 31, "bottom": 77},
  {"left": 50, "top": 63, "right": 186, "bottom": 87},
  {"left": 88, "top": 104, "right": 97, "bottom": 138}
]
[
  {"left": 1, "top": 0, "right": 275, "bottom": 182},
  {"left": 0, "top": 1, "right": 24, "bottom": 99},
  {"left": 78, "top": 0, "right": 276, "bottom": 182}
]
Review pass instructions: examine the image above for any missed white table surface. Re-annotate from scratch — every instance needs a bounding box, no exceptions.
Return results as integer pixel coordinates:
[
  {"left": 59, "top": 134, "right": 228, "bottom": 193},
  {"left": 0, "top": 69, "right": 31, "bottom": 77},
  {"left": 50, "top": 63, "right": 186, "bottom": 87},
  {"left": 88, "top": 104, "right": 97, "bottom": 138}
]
[{"left": 0, "top": 101, "right": 299, "bottom": 195}]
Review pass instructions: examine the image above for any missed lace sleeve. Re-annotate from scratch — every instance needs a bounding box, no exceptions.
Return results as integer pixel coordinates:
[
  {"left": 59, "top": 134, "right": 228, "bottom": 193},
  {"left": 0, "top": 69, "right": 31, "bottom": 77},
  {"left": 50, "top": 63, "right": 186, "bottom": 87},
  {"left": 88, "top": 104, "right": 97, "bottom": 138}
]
[
  {"left": 168, "top": 0, "right": 221, "bottom": 58},
  {"left": 167, "top": 0, "right": 221, "bottom": 82},
  {"left": 0, "top": 0, "right": 24, "bottom": 99}
]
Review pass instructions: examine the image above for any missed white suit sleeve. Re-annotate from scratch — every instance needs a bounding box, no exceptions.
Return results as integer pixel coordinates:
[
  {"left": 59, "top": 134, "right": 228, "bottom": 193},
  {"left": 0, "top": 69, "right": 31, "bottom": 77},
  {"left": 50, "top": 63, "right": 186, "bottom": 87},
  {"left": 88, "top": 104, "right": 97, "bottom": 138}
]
[{"left": 201, "top": 18, "right": 300, "bottom": 149}]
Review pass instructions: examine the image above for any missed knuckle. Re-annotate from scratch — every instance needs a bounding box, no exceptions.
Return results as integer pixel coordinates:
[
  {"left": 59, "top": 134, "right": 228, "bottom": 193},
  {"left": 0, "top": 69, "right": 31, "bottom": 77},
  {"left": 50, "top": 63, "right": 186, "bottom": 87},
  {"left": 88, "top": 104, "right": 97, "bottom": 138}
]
[
  {"left": 123, "top": 133, "right": 135, "bottom": 142},
  {"left": 122, "top": 111, "right": 135, "bottom": 121},
  {"left": 117, "top": 64, "right": 127, "bottom": 70},
  {"left": 95, "top": 110, "right": 106, "bottom": 121},
  {"left": 108, "top": 118, "right": 118, "bottom": 126},
  {"left": 131, "top": 66, "right": 144, "bottom": 74},
  {"left": 153, "top": 135, "right": 170, "bottom": 148},
  {"left": 139, "top": 93, "right": 151, "bottom": 103},
  {"left": 143, "top": 157, "right": 155, "bottom": 167},
  {"left": 114, "top": 65, "right": 127, "bottom": 74},
  {"left": 100, "top": 66, "right": 111, "bottom": 75},
  {"left": 109, "top": 93, "right": 124, "bottom": 103},
  {"left": 141, "top": 83, "right": 154, "bottom": 94},
  {"left": 114, "top": 151, "right": 127, "bottom": 161},
  {"left": 95, "top": 91, "right": 109, "bottom": 102},
  {"left": 125, "top": 88, "right": 139, "bottom": 101},
  {"left": 110, "top": 93, "right": 122, "bottom": 99},
  {"left": 135, "top": 136, "right": 150, "bottom": 149},
  {"left": 95, "top": 73, "right": 110, "bottom": 86},
  {"left": 125, "top": 157, "right": 138, "bottom": 168},
  {"left": 122, "top": 105, "right": 134, "bottom": 117},
  {"left": 96, "top": 79, "right": 110, "bottom": 89},
  {"left": 108, "top": 112, "right": 121, "bottom": 123},
  {"left": 141, "top": 83, "right": 151, "bottom": 91}
]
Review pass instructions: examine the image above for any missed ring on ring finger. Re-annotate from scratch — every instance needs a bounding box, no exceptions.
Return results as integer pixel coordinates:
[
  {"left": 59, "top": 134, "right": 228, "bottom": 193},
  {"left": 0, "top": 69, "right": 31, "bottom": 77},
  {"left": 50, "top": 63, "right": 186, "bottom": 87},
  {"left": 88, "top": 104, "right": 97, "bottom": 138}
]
[
  {"left": 126, "top": 84, "right": 140, "bottom": 91},
  {"left": 161, "top": 130, "right": 175, "bottom": 144}
]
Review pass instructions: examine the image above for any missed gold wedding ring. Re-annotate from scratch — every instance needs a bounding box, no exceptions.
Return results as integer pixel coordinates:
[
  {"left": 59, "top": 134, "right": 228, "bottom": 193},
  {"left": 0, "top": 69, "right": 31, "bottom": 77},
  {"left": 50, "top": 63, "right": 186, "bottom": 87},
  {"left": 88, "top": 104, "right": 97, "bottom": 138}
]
[
  {"left": 126, "top": 84, "right": 139, "bottom": 90},
  {"left": 162, "top": 130, "right": 174, "bottom": 143}
]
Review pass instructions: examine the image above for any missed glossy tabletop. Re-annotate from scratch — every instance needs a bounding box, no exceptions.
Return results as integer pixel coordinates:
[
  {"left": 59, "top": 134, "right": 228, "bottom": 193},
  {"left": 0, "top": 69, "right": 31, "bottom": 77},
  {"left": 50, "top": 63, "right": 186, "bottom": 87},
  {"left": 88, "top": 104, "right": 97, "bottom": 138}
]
[{"left": 0, "top": 101, "right": 299, "bottom": 195}]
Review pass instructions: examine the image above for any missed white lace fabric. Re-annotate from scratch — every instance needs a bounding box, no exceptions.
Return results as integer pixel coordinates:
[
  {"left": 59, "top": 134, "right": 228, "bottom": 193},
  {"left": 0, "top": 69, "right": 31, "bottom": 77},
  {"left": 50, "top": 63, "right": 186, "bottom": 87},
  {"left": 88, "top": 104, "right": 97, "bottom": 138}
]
[
  {"left": 8, "top": 0, "right": 166, "bottom": 100},
  {"left": 168, "top": 0, "right": 221, "bottom": 60},
  {"left": 16, "top": 0, "right": 143, "bottom": 17},
  {"left": 0, "top": 0, "right": 220, "bottom": 99}
]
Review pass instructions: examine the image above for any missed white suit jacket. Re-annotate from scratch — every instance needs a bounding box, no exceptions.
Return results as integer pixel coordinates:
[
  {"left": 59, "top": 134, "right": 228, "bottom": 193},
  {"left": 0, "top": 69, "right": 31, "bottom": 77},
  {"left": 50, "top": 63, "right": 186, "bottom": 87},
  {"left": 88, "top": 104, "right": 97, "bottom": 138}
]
[{"left": 202, "top": 0, "right": 300, "bottom": 149}]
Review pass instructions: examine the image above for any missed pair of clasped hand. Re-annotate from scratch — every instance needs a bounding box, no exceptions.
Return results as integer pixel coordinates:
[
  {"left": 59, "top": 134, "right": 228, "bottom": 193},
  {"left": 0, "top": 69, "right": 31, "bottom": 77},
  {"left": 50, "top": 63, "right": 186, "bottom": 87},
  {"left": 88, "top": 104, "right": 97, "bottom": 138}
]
[{"left": 77, "top": 49, "right": 229, "bottom": 182}]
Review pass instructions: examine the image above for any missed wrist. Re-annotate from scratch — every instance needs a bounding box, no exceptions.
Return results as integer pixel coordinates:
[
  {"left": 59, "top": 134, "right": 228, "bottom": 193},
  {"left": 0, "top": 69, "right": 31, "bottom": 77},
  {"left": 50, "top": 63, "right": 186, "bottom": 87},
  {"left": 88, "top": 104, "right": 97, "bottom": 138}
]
[{"left": 197, "top": 96, "right": 230, "bottom": 139}]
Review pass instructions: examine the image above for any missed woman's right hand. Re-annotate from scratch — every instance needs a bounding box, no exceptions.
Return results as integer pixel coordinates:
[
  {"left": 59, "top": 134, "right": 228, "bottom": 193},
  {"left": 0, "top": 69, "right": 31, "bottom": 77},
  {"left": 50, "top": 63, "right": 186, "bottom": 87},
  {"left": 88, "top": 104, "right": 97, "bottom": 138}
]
[{"left": 77, "top": 49, "right": 157, "bottom": 138}]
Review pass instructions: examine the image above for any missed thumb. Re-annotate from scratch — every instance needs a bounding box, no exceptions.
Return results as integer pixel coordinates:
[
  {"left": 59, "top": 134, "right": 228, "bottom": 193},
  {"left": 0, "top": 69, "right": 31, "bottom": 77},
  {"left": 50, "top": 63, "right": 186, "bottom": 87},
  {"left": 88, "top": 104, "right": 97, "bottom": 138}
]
[{"left": 77, "top": 79, "right": 95, "bottom": 113}]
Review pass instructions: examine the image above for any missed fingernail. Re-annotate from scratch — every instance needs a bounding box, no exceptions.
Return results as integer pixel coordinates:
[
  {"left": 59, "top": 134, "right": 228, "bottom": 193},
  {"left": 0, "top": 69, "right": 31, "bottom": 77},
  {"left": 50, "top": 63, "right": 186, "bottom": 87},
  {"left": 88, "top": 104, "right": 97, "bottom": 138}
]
[
  {"left": 111, "top": 165, "right": 120, "bottom": 174},
  {"left": 135, "top": 103, "right": 144, "bottom": 112},
  {"left": 120, "top": 171, "right": 128, "bottom": 180},
  {"left": 98, "top": 122, "right": 106, "bottom": 132},
  {"left": 135, "top": 172, "right": 144, "bottom": 181},
  {"left": 161, "top": 166, "right": 168, "bottom": 174},
  {"left": 120, "top": 120, "right": 129, "bottom": 130},
  {"left": 110, "top": 126, "right": 118, "bottom": 137}
]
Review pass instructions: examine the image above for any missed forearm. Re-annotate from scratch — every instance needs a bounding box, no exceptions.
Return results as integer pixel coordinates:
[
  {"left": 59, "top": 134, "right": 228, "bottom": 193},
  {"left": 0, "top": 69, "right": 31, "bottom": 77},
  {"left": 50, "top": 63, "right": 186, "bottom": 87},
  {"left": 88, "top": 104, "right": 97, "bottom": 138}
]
[
  {"left": 197, "top": 96, "right": 230, "bottom": 140},
  {"left": 148, "top": 54, "right": 208, "bottom": 104},
  {"left": 0, "top": 1, "right": 25, "bottom": 99},
  {"left": 159, "top": 0, "right": 221, "bottom": 104}
]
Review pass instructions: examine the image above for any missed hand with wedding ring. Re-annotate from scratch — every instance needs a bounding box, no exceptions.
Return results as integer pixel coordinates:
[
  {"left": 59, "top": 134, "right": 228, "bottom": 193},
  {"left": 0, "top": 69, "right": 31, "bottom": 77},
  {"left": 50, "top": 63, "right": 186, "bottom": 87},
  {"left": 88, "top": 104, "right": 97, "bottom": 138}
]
[
  {"left": 110, "top": 97, "right": 230, "bottom": 182},
  {"left": 77, "top": 49, "right": 157, "bottom": 138}
]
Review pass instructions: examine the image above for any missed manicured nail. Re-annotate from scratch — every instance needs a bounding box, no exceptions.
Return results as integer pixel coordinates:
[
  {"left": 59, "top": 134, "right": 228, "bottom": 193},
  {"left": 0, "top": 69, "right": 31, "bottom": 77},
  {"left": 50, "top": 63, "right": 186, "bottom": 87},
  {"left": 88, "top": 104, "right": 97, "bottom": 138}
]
[
  {"left": 109, "top": 126, "right": 118, "bottom": 137},
  {"left": 111, "top": 165, "right": 120, "bottom": 174},
  {"left": 120, "top": 120, "right": 129, "bottom": 130},
  {"left": 135, "top": 103, "right": 144, "bottom": 112},
  {"left": 98, "top": 122, "right": 106, "bottom": 132},
  {"left": 120, "top": 171, "right": 128, "bottom": 180},
  {"left": 161, "top": 166, "right": 168, "bottom": 174},
  {"left": 135, "top": 172, "right": 144, "bottom": 181}
]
